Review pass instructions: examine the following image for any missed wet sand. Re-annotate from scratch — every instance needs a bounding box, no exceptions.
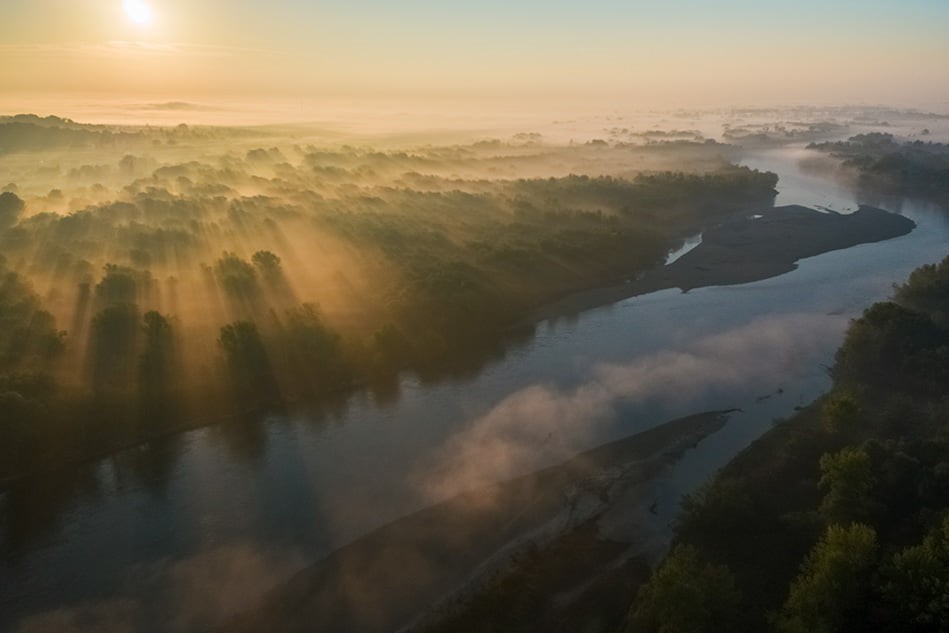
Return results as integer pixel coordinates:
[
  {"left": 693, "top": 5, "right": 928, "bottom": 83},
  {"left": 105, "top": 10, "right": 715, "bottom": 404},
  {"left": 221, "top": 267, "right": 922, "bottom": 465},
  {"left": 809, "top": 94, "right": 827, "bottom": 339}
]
[
  {"left": 221, "top": 410, "right": 734, "bottom": 633},
  {"left": 530, "top": 205, "right": 915, "bottom": 323}
]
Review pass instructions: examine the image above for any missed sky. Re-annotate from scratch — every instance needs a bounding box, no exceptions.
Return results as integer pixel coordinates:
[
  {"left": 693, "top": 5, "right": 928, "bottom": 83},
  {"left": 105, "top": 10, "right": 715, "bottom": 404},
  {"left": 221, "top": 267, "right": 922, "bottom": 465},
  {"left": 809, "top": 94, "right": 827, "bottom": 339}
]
[{"left": 1, "top": 0, "right": 948, "bottom": 113}]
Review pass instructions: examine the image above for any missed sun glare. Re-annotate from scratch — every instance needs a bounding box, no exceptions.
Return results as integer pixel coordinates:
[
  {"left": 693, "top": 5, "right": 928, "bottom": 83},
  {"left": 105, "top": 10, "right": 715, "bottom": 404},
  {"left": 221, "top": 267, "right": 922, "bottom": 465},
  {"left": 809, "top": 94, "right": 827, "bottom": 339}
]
[{"left": 123, "top": 0, "right": 153, "bottom": 25}]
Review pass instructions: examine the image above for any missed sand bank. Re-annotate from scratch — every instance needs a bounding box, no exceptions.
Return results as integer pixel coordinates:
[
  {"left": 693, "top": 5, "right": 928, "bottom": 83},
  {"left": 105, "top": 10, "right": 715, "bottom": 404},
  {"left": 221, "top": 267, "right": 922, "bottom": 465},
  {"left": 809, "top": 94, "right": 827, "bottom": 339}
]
[
  {"left": 530, "top": 205, "right": 915, "bottom": 323},
  {"left": 221, "top": 410, "right": 734, "bottom": 633}
]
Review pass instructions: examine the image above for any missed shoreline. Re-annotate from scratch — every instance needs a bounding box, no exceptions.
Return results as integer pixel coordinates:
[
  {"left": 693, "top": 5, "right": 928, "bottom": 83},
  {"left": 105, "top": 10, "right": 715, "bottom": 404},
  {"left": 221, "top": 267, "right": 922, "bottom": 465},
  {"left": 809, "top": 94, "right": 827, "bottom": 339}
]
[
  {"left": 0, "top": 205, "right": 913, "bottom": 490},
  {"left": 221, "top": 410, "right": 735, "bottom": 633},
  {"left": 528, "top": 204, "right": 915, "bottom": 324}
]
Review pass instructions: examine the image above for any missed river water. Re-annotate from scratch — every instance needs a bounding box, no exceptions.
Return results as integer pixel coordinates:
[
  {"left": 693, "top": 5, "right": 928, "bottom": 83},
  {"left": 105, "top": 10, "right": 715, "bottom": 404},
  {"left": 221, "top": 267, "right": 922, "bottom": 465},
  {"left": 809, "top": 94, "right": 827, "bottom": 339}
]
[{"left": 2, "top": 145, "right": 948, "bottom": 632}]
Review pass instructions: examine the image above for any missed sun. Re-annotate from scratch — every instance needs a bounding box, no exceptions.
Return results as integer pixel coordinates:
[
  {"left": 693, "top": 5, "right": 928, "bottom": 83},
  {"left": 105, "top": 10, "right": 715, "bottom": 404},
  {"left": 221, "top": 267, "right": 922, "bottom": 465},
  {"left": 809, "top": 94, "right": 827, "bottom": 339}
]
[{"left": 124, "top": 0, "right": 154, "bottom": 25}]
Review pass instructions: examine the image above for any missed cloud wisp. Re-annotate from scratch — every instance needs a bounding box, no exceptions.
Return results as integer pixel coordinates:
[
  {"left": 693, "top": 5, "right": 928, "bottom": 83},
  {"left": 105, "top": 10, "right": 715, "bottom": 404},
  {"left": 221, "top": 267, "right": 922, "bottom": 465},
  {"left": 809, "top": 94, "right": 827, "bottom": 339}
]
[{"left": 418, "top": 312, "right": 846, "bottom": 500}]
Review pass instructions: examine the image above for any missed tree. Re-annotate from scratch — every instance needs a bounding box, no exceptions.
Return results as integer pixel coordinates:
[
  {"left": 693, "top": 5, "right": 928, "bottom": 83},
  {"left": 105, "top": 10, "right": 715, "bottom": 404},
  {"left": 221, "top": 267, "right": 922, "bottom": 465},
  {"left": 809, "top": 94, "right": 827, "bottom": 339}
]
[
  {"left": 627, "top": 544, "right": 743, "bottom": 633},
  {"left": 139, "top": 311, "right": 174, "bottom": 391},
  {"left": 252, "top": 250, "right": 283, "bottom": 284},
  {"left": 884, "top": 516, "right": 949, "bottom": 632},
  {"left": 90, "top": 302, "right": 140, "bottom": 393},
  {"left": 775, "top": 523, "right": 878, "bottom": 633},
  {"left": 819, "top": 446, "right": 876, "bottom": 524},
  {"left": 218, "top": 320, "right": 279, "bottom": 401},
  {"left": 215, "top": 252, "right": 259, "bottom": 305},
  {"left": 280, "top": 303, "right": 347, "bottom": 392},
  {"left": 894, "top": 255, "right": 949, "bottom": 323},
  {"left": 0, "top": 191, "right": 25, "bottom": 229},
  {"left": 95, "top": 263, "right": 139, "bottom": 305},
  {"left": 822, "top": 391, "right": 860, "bottom": 434},
  {"left": 677, "top": 477, "right": 756, "bottom": 553}
]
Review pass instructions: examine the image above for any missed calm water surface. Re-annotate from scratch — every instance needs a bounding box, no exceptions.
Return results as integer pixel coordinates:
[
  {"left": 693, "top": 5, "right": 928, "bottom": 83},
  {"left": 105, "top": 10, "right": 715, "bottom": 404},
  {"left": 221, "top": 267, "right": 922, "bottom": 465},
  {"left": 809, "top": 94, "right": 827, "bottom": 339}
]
[{"left": 2, "top": 145, "right": 947, "bottom": 631}]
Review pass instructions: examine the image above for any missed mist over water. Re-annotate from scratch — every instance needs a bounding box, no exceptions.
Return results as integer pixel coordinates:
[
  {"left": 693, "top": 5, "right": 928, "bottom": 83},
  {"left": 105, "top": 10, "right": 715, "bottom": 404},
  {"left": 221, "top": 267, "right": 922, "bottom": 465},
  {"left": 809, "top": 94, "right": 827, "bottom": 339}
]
[{"left": 2, "top": 106, "right": 949, "bottom": 632}]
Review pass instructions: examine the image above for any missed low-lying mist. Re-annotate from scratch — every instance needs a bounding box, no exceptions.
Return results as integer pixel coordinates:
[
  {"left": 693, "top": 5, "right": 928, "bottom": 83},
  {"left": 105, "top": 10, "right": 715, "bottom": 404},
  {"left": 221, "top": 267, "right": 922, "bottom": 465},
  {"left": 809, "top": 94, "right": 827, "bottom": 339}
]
[
  {"left": 0, "top": 110, "right": 788, "bottom": 481},
  {"left": 3, "top": 104, "right": 944, "bottom": 484},
  {"left": 415, "top": 312, "right": 846, "bottom": 501}
]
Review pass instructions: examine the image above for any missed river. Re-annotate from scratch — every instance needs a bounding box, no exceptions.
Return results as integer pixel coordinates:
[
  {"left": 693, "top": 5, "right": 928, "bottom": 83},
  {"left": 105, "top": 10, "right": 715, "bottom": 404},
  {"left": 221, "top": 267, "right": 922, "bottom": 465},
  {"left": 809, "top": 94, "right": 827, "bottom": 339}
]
[{"left": 2, "top": 144, "right": 948, "bottom": 632}]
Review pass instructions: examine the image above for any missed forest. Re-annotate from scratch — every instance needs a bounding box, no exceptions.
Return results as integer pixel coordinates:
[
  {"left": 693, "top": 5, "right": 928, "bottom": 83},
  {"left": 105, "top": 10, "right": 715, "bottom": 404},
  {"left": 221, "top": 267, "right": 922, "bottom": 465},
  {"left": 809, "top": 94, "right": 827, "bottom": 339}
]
[
  {"left": 626, "top": 256, "right": 949, "bottom": 632},
  {"left": 405, "top": 255, "right": 949, "bottom": 633},
  {"left": 810, "top": 133, "right": 949, "bottom": 206},
  {"left": 0, "top": 115, "right": 779, "bottom": 482}
]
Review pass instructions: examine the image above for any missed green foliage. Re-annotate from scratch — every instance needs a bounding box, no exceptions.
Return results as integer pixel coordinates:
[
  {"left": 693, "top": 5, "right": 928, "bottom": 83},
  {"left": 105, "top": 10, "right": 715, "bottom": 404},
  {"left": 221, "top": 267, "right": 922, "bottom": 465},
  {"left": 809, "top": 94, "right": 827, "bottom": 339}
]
[
  {"left": 628, "top": 544, "right": 744, "bottom": 633},
  {"left": 775, "top": 524, "right": 878, "bottom": 633},
  {"left": 279, "top": 303, "right": 349, "bottom": 393},
  {"left": 218, "top": 320, "right": 279, "bottom": 402},
  {"left": 637, "top": 256, "right": 949, "bottom": 633},
  {"left": 0, "top": 267, "right": 42, "bottom": 367},
  {"left": 678, "top": 477, "right": 757, "bottom": 549},
  {"left": 0, "top": 119, "right": 144, "bottom": 154},
  {"left": 819, "top": 447, "right": 876, "bottom": 524},
  {"left": 251, "top": 250, "right": 282, "bottom": 282},
  {"left": 895, "top": 256, "right": 949, "bottom": 324},
  {"left": 884, "top": 516, "right": 949, "bottom": 632},
  {"left": 833, "top": 301, "right": 949, "bottom": 394},
  {"left": 0, "top": 133, "right": 783, "bottom": 483},
  {"left": 95, "top": 263, "right": 141, "bottom": 305},
  {"left": 90, "top": 302, "right": 140, "bottom": 393},
  {"left": 821, "top": 391, "right": 860, "bottom": 434},
  {"left": 811, "top": 137, "right": 949, "bottom": 205},
  {"left": 0, "top": 372, "right": 56, "bottom": 457},
  {"left": 215, "top": 252, "right": 259, "bottom": 300},
  {"left": 139, "top": 310, "right": 174, "bottom": 392},
  {"left": 371, "top": 323, "right": 411, "bottom": 369},
  {"left": 0, "top": 190, "right": 25, "bottom": 228}
]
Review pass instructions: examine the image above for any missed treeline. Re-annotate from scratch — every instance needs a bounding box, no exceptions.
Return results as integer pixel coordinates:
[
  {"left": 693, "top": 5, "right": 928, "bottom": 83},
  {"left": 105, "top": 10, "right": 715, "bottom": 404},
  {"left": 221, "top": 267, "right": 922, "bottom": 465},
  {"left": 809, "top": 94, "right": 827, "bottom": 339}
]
[
  {"left": 0, "top": 120, "right": 147, "bottom": 154},
  {"left": 0, "top": 132, "right": 778, "bottom": 483},
  {"left": 810, "top": 133, "right": 949, "bottom": 206},
  {"left": 626, "top": 256, "right": 949, "bottom": 633}
]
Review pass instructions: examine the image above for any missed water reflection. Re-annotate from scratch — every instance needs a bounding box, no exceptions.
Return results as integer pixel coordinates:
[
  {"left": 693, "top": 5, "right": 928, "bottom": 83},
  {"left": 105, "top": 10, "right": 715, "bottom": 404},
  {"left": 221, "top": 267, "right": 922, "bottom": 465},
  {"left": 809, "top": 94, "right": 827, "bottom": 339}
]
[
  {"left": 1, "top": 467, "right": 101, "bottom": 563},
  {"left": 2, "top": 145, "right": 948, "bottom": 632},
  {"left": 0, "top": 317, "right": 536, "bottom": 561}
]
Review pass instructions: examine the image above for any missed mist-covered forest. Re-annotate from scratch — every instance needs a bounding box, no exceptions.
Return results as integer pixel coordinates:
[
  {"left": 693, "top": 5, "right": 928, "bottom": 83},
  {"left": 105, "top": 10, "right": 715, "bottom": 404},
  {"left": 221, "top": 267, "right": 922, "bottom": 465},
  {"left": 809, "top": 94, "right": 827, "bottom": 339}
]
[
  {"left": 403, "top": 256, "right": 949, "bottom": 633},
  {"left": 0, "top": 115, "right": 779, "bottom": 481},
  {"left": 624, "top": 256, "right": 949, "bottom": 632},
  {"left": 810, "top": 133, "right": 949, "bottom": 206}
]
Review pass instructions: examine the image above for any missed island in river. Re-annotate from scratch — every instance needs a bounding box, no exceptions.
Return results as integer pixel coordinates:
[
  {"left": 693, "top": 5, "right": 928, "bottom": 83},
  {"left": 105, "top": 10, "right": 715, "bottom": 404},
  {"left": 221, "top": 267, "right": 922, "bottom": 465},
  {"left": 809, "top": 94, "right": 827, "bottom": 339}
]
[{"left": 531, "top": 205, "right": 915, "bottom": 323}]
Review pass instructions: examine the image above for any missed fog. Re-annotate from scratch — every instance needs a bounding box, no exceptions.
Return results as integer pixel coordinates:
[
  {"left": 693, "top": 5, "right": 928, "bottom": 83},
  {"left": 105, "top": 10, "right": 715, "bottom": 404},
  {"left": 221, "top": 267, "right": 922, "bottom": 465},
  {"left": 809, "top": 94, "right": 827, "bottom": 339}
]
[
  {"left": 416, "top": 312, "right": 846, "bottom": 501},
  {"left": 3, "top": 103, "right": 946, "bottom": 477},
  {"left": 2, "top": 103, "right": 949, "bottom": 632},
  {"left": 14, "top": 541, "right": 305, "bottom": 633}
]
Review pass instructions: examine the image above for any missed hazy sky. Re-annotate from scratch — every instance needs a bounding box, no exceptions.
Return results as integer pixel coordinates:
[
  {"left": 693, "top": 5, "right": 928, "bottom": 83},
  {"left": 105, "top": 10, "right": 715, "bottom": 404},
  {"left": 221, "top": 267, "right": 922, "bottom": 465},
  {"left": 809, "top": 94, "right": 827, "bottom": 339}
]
[{"left": 1, "top": 0, "right": 948, "bottom": 110}]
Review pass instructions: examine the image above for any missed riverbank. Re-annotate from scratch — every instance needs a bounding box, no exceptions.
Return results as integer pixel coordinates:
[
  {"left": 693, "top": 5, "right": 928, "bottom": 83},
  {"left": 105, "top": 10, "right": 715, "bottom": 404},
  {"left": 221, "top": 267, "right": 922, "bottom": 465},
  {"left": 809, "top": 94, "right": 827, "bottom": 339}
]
[
  {"left": 1, "top": 201, "right": 911, "bottom": 488},
  {"left": 220, "top": 410, "right": 734, "bottom": 633},
  {"left": 530, "top": 205, "right": 915, "bottom": 323},
  {"left": 623, "top": 255, "right": 949, "bottom": 632}
]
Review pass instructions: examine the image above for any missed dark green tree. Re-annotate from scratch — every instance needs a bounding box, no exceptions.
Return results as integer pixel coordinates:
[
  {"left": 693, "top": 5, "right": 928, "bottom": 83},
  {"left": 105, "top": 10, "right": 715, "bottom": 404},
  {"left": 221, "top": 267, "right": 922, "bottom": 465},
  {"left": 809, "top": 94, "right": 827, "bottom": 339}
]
[
  {"left": 775, "top": 523, "right": 878, "bottom": 633},
  {"left": 895, "top": 255, "right": 949, "bottom": 323},
  {"left": 251, "top": 250, "right": 282, "bottom": 282},
  {"left": 884, "top": 516, "right": 949, "bottom": 632},
  {"left": 215, "top": 252, "right": 260, "bottom": 315},
  {"left": 627, "top": 544, "right": 744, "bottom": 633},
  {"left": 218, "top": 320, "right": 279, "bottom": 402},
  {"left": 0, "top": 191, "right": 25, "bottom": 229},
  {"left": 280, "top": 303, "right": 348, "bottom": 392},
  {"left": 139, "top": 311, "right": 174, "bottom": 392},
  {"left": 90, "top": 302, "right": 140, "bottom": 393},
  {"left": 818, "top": 446, "right": 877, "bottom": 524},
  {"left": 95, "top": 264, "right": 139, "bottom": 305},
  {"left": 822, "top": 391, "right": 861, "bottom": 434}
]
